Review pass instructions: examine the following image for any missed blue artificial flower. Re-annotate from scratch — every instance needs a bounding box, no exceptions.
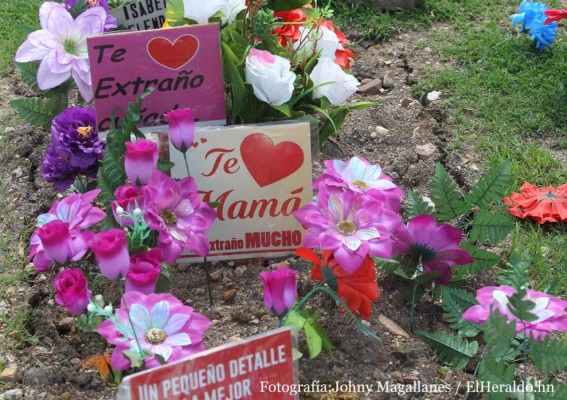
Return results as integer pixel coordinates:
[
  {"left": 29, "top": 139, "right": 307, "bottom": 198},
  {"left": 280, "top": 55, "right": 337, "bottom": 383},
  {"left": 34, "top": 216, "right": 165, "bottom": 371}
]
[{"left": 511, "top": 0, "right": 558, "bottom": 51}]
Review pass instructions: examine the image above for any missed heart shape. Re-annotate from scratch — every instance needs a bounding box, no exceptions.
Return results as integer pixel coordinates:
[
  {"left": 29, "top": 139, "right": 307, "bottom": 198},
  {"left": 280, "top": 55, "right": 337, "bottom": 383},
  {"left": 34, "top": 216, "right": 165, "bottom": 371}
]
[
  {"left": 240, "top": 133, "right": 304, "bottom": 187},
  {"left": 147, "top": 35, "right": 199, "bottom": 70}
]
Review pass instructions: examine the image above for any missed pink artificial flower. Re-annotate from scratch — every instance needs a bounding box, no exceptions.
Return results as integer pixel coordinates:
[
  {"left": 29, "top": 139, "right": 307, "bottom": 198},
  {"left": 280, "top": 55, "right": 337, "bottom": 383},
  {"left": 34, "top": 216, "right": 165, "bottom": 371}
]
[
  {"left": 144, "top": 171, "right": 217, "bottom": 263},
  {"left": 89, "top": 229, "right": 130, "bottom": 280},
  {"left": 29, "top": 189, "right": 106, "bottom": 271},
  {"left": 111, "top": 184, "right": 146, "bottom": 227},
  {"left": 124, "top": 139, "right": 158, "bottom": 185},
  {"left": 463, "top": 285, "right": 567, "bottom": 340},
  {"left": 313, "top": 156, "right": 404, "bottom": 212},
  {"left": 97, "top": 291, "right": 211, "bottom": 370},
  {"left": 14, "top": 2, "right": 107, "bottom": 102},
  {"left": 36, "top": 220, "right": 89, "bottom": 265},
  {"left": 164, "top": 108, "right": 195, "bottom": 153},
  {"left": 392, "top": 214, "right": 473, "bottom": 285},
  {"left": 260, "top": 267, "right": 297, "bottom": 317},
  {"left": 126, "top": 249, "right": 162, "bottom": 294},
  {"left": 293, "top": 188, "right": 402, "bottom": 273},
  {"left": 54, "top": 268, "right": 91, "bottom": 315}
]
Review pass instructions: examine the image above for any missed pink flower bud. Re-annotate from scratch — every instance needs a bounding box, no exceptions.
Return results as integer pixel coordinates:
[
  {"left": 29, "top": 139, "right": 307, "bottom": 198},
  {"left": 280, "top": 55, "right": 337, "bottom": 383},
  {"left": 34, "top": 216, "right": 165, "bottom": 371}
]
[
  {"left": 35, "top": 220, "right": 89, "bottom": 265},
  {"left": 125, "top": 248, "right": 162, "bottom": 294},
  {"left": 124, "top": 139, "right": 158, "bottom": 185},
  {"left": 111, "top": 184, "right": 145, "bottom": 226},
  {"left": 89, "top": 229, "right": 130, "bottom": 280},
  {"left": 260, "top": 267, "right": 297, "bottom": 317},
  {"left": 164, "top": 108, "right": 195, "bottom": 153},
  {"left": 54, "top": 268, "right": 91, "bottom": 315}
]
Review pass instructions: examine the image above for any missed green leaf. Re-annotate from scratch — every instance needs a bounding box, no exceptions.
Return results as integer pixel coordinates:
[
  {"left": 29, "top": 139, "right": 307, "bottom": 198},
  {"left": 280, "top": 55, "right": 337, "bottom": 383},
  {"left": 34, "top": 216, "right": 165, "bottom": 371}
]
[
  {"left": 270, "top": 103, "right": 292, "bottom": 118},
  {"left": 468, "top": 211, "right": 513, "bottom": 244},
  {"left": 68, "top": 0, "right": 88, "bottom": 18},
  {"left": 483, "top": 309, "right": 517, "bottom": 357},
  {"left": 459, "top": 241, "right": 501, "bottom": 275},
  {"left": 419, "top": 330, "right": 478, "bottom": 370},
  {"left": 10, "top": 98, "right": 55, "bottom": 130},
  {"left": 344, "top": 101, "right": 376, "bottom": 111},
  {"left": 157, "top": 158, "right": 175, "bottom": 172},
  {"left": 285, "top": 308, "right": 333, "bottom": 359},
  {"left": 430, "top": 163, "right": 470, "bottom": 221},
  {"left": 165, "top": 0, "right": 187, "bottom": 24},
  {"left": 14, "top": 62, "right": 40, "bottom": 91},
  {"left": 405, "top": 191, "right": 435, "bottom": 219},
  {"left": 478, "top": 356, "right": 515, "bottom": 400},
  {"left": 155, "top": 264, "right": 172, "bottom": 294},
  {"left": 222, "top": 42, "right": 248, "bottom": 123},
  {"left": 267, "top": 0, "right": 311, "bottom": 12},
  {"left": 464, "top": 160, "right": 511, "bottom": 209},
  {"left": 532, "top": 336, "right": 567, "bottom": 375},
  {"left": 123, "top": 350, "right": 146, "bottom": 369},
  {"left": 319, "top": 108, "right": 349, "bottom": 143},
  {"left": 441, "top": 287, "right": 483, "bottom": 337}
]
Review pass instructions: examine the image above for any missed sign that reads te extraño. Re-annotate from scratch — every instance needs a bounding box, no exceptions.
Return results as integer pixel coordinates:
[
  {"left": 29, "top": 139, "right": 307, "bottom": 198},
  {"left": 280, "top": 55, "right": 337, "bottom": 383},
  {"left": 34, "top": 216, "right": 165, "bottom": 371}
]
[
  {"left": 86, "top": 24, "right": 226, "bottom": 132},
  {"left": 168, "top": 121, "right": 313, "bottom": 262},
  {"left": 110, "top": 0, "right": 167, "bottom": 31},
  {"left": 119, "top": 328, "right": 297, "bottom": 400}
]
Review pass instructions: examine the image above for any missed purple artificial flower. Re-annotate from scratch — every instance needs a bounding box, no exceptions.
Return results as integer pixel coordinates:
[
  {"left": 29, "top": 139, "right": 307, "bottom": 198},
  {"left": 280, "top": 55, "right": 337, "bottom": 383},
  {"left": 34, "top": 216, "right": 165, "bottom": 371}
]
[
  {"left": 144, "top": 171, "right": 217, "bottom": 263},
  {"left": 41, "top": 146, "right": 99, "bottom": 192},
  {"left": 392, "top": 214, "right": 473, "bottom": 285},
  {"left": 89, "top": 229, "right": 131, "bottom": 281},
  {"left": 164, "top": 108, "right": 195, "bottom": 153},
  {"left": 36, "top": 220, "right": 90, "bottom": 265},
  {"left": 126, "top": 248, "right": 163, "bottom": 294},
  {"left": 260, "top": 267, "right": 297, "bottom": 317},
  {"left": 111, "top": 184, "right": 146, "bottom": 227},
  {"left": 29, "top": 189, "right": 105, "bottom": 271},
  {"left": 124, "top": 139, "right": 159, "bottom": 186},
  {"left": 15, "top": 2, "right": 107, "bottom": 102},
  {"left": 463, "top": 285, "right": 567, "bottom": 340},
  {"left": 293, "top": 188, "right": 402, "bottom": 273},
  {"left": 54, "top": 268, "right": 91, "bottom": 315},
  {"left": 313, "top": 156, "right": 405, "bottom": 212},
  {"left": 65, "top": 0, "right": 117, "bottom": 31},
  {"left": 97, "top": 292, "right": 212, "bottom": 370}
]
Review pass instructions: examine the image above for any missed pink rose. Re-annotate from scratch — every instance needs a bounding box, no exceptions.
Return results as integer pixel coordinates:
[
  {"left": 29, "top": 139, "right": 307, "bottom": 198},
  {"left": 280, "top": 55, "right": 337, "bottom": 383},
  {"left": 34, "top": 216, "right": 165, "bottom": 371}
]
[
  {"left": 125, "top": 248, "right": 162, "bottom": 294},
  {"left": 54, "top": 268, "right": 91, "bottom": 315},
  {"left": 260, "top": 267, "right": 297, "bottom": 317},
  {"left": 111, "top": 184, "right": 145, "bottom": 226},
  {"left": 124, "top": 139, "right": 158, "bottom": 185},
  {"left": 89, "top": 229, "right": 130, "bottom": 280},
  {"left": 164, "top": 108, "right": 195, "bottom": 153},
  {"left": 245, "top": 48, "right": 296, "bottom": 106},
  {"left": 35, "top": 220, "right": 89, "bottom": 265}
]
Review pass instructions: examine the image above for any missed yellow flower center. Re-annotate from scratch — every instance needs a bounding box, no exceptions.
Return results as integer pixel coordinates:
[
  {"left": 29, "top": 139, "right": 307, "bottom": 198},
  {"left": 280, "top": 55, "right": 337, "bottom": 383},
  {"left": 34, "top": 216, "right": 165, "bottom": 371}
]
[
  {"left": 144, "top": 328, "right": 167, "bottom": 345},
  {"left": 76, "top": 126, "right": 93, "bottom": 139},
  {"left": 87, "top": 0, "right": 100, "bottom": 7},
  {"left": 160, "top": 209, "right": 178, "bottom": 227},
  {"left": 337, "top": 220, "right": 356, "bottom": 236},
  {"left": 352, "top": 179, "right": 369, "bottom": 189}
]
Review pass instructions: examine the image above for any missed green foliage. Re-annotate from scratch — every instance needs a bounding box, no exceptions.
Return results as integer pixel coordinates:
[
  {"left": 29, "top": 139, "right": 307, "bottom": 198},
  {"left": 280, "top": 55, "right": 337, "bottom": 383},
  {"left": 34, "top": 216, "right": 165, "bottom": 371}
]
[
  {"left": 478, "top": 357, "right": 515, "bottom": 400},
  {"left": 483, "top": 310, "right": 517, "bottom": 358},
  {"left": 77, "top": 314, "right": 102, "bottom": 333},
  {"left": 67, "top": 0, "right": 87, "bottom": 18},
  {"left": 440, "top": 286, "right": 483, "bottom": 337},
  {"left": 533, "top": 381, "right": 567, "bottom": 399},
  {"left": 430, "top": 163, "right": 470, "bottom": 221},
  {"left": 468, "top": 211, "right": 514, "bottom": 244},
  {"left": 498, "top": 250, "right": 538, "bottom": 323},
  {"left": 10, "top": 97, "right": 57, "bottom": 130},
  {"left": 285, "top": 307, "right": 333, "bottom": 359},
  {"left": 419, "top": 330, "right": 478, "bottom": 370},
  {"left": 457, "top": 241, "right": 501, "bottom": 275},
  {"left": 531, "top": 336, "right": 567, "bottom": 376},
  {"left": 14, "top": 62, "right": 40, "bottom": 91},
  {"left": 155, "top": 264, "right": 172, "bottom": 294},
  {"left": 464, "top": 160, "right": 511, "bottom": 209},
  {"left": 267, "top": 0, "right": 311, "bottom": 12},
  {"left": 405, "top": 191, "right": 435, "bottom": 219}
]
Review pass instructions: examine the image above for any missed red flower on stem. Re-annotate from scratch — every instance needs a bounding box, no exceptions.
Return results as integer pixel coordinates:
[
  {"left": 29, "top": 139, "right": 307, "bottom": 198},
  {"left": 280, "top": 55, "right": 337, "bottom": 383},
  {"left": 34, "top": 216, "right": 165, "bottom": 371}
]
[
  {"left": 545, "top": 9, "right": 567, "bottom": 25},
  {"left": 504, "top": 182, "right": 567, "bottom": 224}
]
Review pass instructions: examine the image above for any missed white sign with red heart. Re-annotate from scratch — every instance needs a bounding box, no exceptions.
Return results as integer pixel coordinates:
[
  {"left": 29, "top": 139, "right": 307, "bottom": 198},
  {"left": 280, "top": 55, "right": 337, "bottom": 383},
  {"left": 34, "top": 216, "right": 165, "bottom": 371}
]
[{"left": 168, "top": 121, "right": 313, "bottom": 262}]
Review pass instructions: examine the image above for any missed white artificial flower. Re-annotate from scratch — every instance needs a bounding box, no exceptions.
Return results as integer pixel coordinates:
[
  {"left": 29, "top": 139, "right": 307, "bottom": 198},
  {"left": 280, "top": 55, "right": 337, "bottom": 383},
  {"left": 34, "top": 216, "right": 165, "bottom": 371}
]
[
  {"left": 245, "top": 48, "right": 296, "bottom": 106},
  {"left": 183, "top": 0, "right": 246, "bottom": 25},
  {"left": 295, "top": 25, "right": 342, "bottom": 59},
  {"left": 310, "top": 57, "right": 360, "bottom": 106}
]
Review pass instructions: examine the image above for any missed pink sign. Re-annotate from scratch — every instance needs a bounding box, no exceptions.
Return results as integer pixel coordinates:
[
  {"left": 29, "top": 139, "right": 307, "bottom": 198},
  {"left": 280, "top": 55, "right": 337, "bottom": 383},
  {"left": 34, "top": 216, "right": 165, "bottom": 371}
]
[{"left": 87, "top": 24, "right": 226, "bottom": 132}]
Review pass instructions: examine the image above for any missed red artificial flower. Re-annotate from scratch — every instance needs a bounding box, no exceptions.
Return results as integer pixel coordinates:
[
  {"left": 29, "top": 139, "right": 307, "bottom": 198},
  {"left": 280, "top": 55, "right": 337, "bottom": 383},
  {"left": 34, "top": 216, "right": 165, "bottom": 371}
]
[
  {"left": 335, "top": 48, "right": 356, "bottom": 69},
  {"left": 296, "top": 247, "right": 379, "bottom": 320},
  {"left": 545, "top": 9, "right": 567, "bottom": 25},
  {"left": 273, "top": 8, "right": 308, "bottom": 47},
  {"left": 504, "top": 182, "right": 567, "bottom": 224}
]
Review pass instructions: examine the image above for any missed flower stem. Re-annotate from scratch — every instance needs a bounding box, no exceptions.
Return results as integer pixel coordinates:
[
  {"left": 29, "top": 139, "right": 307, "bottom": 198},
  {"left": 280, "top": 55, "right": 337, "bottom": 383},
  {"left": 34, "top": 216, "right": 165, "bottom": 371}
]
[
  {"left": 203, "top": 257, "right": 213, "bottom": 305},
  {"left": 410, "top": 283, "right": 418, "bottom": 334},
  {"left": 463, "top": 346, "right": 488, "bottom": 400},
  {"left": 183, "top": 151, "right": 191, "bottom": 177},
  {"left": 118, "top": 280, "right": 145, "bottom": 359}
]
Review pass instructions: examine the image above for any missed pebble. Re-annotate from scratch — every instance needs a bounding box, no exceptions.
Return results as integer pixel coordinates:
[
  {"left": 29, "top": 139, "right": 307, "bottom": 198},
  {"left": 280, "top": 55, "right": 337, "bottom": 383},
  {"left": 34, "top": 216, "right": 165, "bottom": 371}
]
[
  {"left": 0, "top": 365, "right": 18, "bottom": 382},
  {"left": 3, "top": 127, "right": 15, "bottom": 134},
  {"left": 378, "top": 314, "right": 410, "bottom": 339},
  {"left": 210, "top": 270, "right": 223, "bottom": 282},
  {"left": 382, "top": 71, "right": 396, "bottom": 88},
  {"left": 23, "top": 367, "right": 49, "bottom": 386},
  {"left": 391, "top": 371, "right": 403, "bottom": 383},
  {"left": 357, "top": 78, "right": 383, "bottom": 95},
  {"left": 426, "top": 91, "right": 442, "bottom": 104},
  {"left": 415, "top": 143, "right": 437, "bottom": 159},
  {"left": 469, "top": 163, "right": 479, "bottom": 172},
  {"left": 2, "top": 389, "right": 23, "bottom": 400},
  {"left": 249, "top": 318, "right": 259, "bottom": 325},
  {"left": 223, "top": 289, "right": 237, "bottom": 302},
  {"left": 56, "top": 317, "right": 75, "bottom": 334},
  {"left": 235, "top": 266, "right": 246, "bottom": 275}
]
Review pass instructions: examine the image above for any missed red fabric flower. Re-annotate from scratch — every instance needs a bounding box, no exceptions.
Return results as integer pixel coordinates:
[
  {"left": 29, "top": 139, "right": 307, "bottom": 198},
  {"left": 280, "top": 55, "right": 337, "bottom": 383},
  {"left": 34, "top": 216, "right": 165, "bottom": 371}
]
[
  {"left": 504, "top": 182, "right": 567, "bottom": 224},
  {"left": 273, "top": 8, "right": 308, "bottom": 47},
  {"left": 296, "top": 247, "right": 379, "bottom": 320},
  {"left": 545, "top": 9, "right": 567, "bottom": 25}
]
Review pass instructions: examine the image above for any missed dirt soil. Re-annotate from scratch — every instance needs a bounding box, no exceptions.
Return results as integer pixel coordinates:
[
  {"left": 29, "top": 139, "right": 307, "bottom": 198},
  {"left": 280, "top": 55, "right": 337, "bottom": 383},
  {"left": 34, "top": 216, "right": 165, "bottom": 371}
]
[{"left": 0, "top": 26, "right": 489, "bottom": 400}]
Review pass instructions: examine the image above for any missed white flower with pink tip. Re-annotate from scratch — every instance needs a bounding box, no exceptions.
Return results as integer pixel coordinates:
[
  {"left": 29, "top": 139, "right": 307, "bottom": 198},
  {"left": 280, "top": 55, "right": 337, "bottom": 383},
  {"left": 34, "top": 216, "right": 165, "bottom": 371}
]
[{"left": 245, "top": 48, "right": 296, "bottom": 106}]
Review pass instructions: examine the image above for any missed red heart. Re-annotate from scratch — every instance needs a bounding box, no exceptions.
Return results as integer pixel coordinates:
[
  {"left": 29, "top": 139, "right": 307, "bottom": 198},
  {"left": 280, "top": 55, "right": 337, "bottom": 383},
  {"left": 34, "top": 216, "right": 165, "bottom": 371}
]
[
  {"left": 200, "top": 137, "right": 207, "bottom": 143},
  {"left": 240, "top": 133, "right": 304, "bottom": 187},
  {"left": 147, "top": 35, "right": 199, "bottom": 70}
]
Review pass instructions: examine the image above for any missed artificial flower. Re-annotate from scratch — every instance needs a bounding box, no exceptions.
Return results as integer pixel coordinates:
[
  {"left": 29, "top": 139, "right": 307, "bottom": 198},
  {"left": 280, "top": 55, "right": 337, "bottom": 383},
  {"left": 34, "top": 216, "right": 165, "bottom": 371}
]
[
  {"left": 164, "top": 108, "right": 195, "bottom": 153},
  {"left": 65, "top": 0, "right": 117, "bottom": 31},
  {"left": 29, "top": 189, "right": 106, "bottom": 271},
  {"left": 97, "top": 292, "right": 211, "bottom": 370},
  {"left": 144, "top": 171, "right": 217, "bottom": 263},
  {"left": 124, "top": 139, "right": 159, "bottom": 186},
  {"left": 41, "top": 146, "right": 100, "bottom": 192},
  {"left": 36, "top": 220, "right": 89, "bottom": 265},
  {"left": 310, "top": 57, "right": 360, "bottom": 106},
  {"left": 295, "top": 25, "right": 343, "bottom": 60},
  {"left": 511, "top": 0, "right": 558, "bottom": 51},
  {"left": 392, "top": 214, "right": 473, "bottom": 285},
  {"left": 54, "top": 268, "right": 91, "bottom": 315},
  {"left": 245, "top": 48, "right": 296, "bottom": 106},
  {"left": 293, "top": 188, "right": 401, "bottom": 273},
  {"left": 111, "top": 184, "right": 146, "bottom": 227},
  {"left": 544, "top": 9, "right": 567, "bottom": 25},
  {"left": 89, "top": 229, "right": 130, "bottom": 280},
  {"left": 504, "top": 182, "right": 567, "bottom": 224},
  {"left": 126, "top": 249, "right": 163, "bottom": 294},
  {"left": 462, "top": 285, "right": 567, "bottom": 340},
  {"left": 313, "top": 156, "right": 404, "bottom": 212},
  {"left": 260, "top": 267, "right": 297, "bottom": 317},
  {"left": 297, "top": 248, "right": 379, "bottom": 320},
  {"left": 320, "top": 20, "right": 355, "bottom": 69},
  {"left": 15, "top": 2, "right": 107, "bottom": 101},
  {"left": 272, "top": 8, "right": 308, "bottom": 47},
  {"left": 182, "top": 0, "right": 246, "bottom": 25}
]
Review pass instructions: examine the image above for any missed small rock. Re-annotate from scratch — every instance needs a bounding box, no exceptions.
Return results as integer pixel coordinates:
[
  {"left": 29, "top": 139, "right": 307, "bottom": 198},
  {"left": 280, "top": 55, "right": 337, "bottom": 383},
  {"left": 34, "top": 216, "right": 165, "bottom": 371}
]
[
  {"left": 424, "top": 47, "right": 432, "bottom": 53},
  {"left": 210, "top": 270, "right": 223, "bottom": 282},
  {"left": 403, "top": 375, "right": 420, "bottom": 383},
  {"left": 391, "top": 371, "right": 403, "bottom": 383},
  {"left": 31, "top": 346, "right": 50, "bottom": 357},
  {"left": 195, "top": 288, "right": 205, "bottom": 295},
  {"left": 0, "top": 365, "right": 18, "bottom": 382},
  {"left": 5, "top": 287, "right": 16, "bottom": 298},
  {"left": 249, "top": 318, "right": 259, "bottom": 325},
  {"left": 23, "top": 367, "right": 50, "bottom": 386},
  {"left": 3, "top": 389, "right": 23, "bottom": 400},
  {"left": 57, "top": 317, "right": 75, "bottom": 334},
  {"left": 228, "top": 336, "right": 243, "bottom": 342},
  {"left": 12, "top": 167, "right": 23, "bottom": 178},
  {"left": 415, "top": 143, "right": 437, "bottom": 159},
  {"left": 3, "top": 127, "right": 15, "bottom": 134},
  {"left": 357, "top": 78, "right": 383, "bottom": 95},
  {"left": 425, "top": 91, "right": 442, "bottom": 104},
  {"left": 235, "top": 266, "right": 246, "bottom": 275},
  {"left": 184, "top": 298, "right": 192, "bottom": 304},
  {"left": 375, "top": 126, "right": 389, "bottom": 136},
  {"left": 378, "top": 314, "right": 410, "bottom": 339},
  {"left": 400, "top": 96, "right": 418, "bottom": 107},
  {"left": 332, "top": 366, "right": 343, "bottom": 375},
  {"left": 469, "top": 163, "right": 479, "bottom": 172},
  {"left": 410, "top": 370, "right": 420, "bottom": 376},
  {"left": 224, "top": 289, "right": 237, "bottom": 302},
  {"left": 382, "top": 71, "right": 396, "bottom": 89},
  {"left": 25, "top": 263, "right": 36, "bottom": 274}
]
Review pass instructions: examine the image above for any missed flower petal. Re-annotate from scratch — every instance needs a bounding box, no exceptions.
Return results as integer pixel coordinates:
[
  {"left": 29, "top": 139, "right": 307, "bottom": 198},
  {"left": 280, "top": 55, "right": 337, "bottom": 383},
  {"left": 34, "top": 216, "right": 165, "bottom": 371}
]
[
  {"left": 150, "top": 301, "right": 170, "bottom": 329},
  {"left": 163, "top": 314, "right": 190, "bottom": 335}
]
